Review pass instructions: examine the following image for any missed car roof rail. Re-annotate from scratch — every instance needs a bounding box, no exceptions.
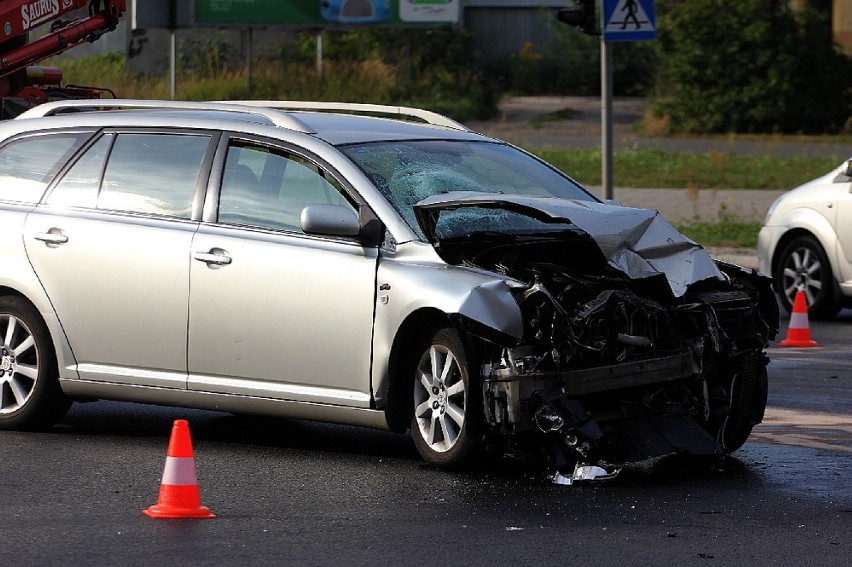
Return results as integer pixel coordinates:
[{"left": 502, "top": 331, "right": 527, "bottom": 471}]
[
  {"left": 14, "top": 99, "right": 315, "bottom": 133},
  {"left": 219, "top": 100, "right": 471, "bottom": 132}
]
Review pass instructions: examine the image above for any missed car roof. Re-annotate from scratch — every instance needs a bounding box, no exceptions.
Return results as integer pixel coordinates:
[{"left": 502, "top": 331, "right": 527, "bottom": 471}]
[
  {"left": 290, "top": 111, "right": 485, "bottom": 145},
  {"left": 10, "top": 100, "right": 489, "bottom": 146}
]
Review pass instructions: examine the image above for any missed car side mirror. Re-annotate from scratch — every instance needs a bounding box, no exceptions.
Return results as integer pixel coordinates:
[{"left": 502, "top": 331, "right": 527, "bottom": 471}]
[
  {"left": 838, "top": 159, "right": 852, "bottom": 186},
  {"left": 300, "top": 204, "right": 361, "bottom": 238}
]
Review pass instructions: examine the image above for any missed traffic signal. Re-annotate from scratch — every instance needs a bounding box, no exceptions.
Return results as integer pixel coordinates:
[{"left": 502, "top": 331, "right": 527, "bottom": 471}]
[{"left": 557, "top": 0, "right": 598, "bottom": 35}]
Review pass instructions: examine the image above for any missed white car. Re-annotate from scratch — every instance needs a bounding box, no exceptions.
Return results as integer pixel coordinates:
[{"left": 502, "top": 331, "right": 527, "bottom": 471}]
[{"left": 758, "top": 157, "right": 852, "bottom": 319}]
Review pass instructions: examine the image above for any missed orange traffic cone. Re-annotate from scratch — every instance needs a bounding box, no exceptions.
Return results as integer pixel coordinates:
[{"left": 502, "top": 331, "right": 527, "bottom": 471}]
[
  {"left": 778, "top": 289, "right": 820, "bottom": 348},
  {"left": 143, "top": 419, "right": 215, "bottom": 519}
]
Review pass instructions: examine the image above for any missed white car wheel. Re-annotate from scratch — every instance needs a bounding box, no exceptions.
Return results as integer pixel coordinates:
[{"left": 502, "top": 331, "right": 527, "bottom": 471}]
[{"left": 776, "top": 236, "right": 839, "bottom": 319}]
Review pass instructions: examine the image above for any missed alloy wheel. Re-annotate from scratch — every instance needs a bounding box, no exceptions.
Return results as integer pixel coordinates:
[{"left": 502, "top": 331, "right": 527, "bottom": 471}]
[
  {"left": 780, "top": 244, "right": 823, "bottom": 308},
  {"left": 0, "top": 313, "right": 38, "bottom": 415},
  {"left": 413, "top": 344, "right": 467, "bottom": 454}
]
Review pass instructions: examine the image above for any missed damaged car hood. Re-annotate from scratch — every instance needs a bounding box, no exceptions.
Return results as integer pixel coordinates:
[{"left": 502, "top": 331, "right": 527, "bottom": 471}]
[{"left": 414, "top": 192, "right": 724, "bottom": 297}]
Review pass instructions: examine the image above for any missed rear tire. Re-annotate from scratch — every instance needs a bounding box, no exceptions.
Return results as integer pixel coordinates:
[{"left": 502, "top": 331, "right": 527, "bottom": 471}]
[
  {"left": 0, "top": 297, "right": 71, "bottom": 429},
  {"left": 409, "top": 328, "right": 481, "bottom": 468}
]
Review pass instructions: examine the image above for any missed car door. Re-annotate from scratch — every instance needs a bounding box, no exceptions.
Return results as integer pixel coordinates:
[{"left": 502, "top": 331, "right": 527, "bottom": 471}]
[
  {"left": 24, "top": 130, "right": 217, "bottom": 388},
  {"left": 187, "top": 136, "right": 378, "bottom": 407},
  {"left": 831, "top": 163, "right": 852, "bottom": 283}
]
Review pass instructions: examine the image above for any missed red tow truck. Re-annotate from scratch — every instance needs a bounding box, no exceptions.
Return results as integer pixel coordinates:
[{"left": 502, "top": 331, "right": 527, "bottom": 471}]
[{"left": 0, "top": 0, "right": 125, "bottom": 118}]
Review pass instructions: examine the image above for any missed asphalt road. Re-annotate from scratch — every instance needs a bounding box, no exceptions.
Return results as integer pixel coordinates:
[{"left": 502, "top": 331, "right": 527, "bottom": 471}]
[{"left": 1, "top": 312, "right": 851, "bottom": 567}]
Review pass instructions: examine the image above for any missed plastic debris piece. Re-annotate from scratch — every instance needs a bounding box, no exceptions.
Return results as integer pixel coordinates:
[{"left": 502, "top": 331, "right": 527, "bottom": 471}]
[
  {"left": 550, "top": 463, "right": 621, "bottom": 486},
  {"left": 550, "top": 471, "right": 575, "bottom": 485}
]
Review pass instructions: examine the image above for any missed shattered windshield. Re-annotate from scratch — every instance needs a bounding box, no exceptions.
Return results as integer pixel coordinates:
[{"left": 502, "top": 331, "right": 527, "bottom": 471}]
[
  {"left": 430, "top": 206, "right": 576, "bottom": 240},
  {"left": 340, "top": 140, "right": 596, "bottom": 238}
]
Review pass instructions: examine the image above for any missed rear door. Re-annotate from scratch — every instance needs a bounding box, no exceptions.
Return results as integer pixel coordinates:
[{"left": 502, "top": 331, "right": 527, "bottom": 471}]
[
  {"left": 24, "top": 130, "right": 217, "bottom": 387},
  {"left": 187, "top": 136, "right": 379, "bottom": 406}
]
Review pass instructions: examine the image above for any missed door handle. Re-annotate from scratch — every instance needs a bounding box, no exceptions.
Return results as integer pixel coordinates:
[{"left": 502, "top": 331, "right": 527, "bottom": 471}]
[
  {"left": 193, "top": 249, "right": 232, "bottom": 266},
  {"left": 33, "top": 231, "right": 69, "bottom": 245}
]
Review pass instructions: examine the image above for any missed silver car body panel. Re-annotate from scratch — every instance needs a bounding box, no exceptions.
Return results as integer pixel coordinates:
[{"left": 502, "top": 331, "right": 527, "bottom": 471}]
[
  {"left": 24, "top": 207, "right": 197, "bottom": 388},
  {"left": 187, "top": 224, "right": 378, "bottom": 407},
  {"left": 370, "top": 240, "right": 525, "bottom": 406},
  {"left": 0, "top": 203, "right": 79, "bottom": 377},
  {"left": 60, "top": 380, "right": 390, "bottom": 429}
]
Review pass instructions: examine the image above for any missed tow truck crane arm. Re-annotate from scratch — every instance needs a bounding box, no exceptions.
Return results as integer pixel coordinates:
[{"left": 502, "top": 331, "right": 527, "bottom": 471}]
[{"left": 0, "top": 0, "right": 126, "bottom": 116}]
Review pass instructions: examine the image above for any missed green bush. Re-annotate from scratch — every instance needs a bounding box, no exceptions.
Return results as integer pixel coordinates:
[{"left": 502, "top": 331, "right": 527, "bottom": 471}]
[
  {"left": 654, "top": 0, "right": 851, "bottom": 134},
  {"left": 49, "top": 28, "right": 498, "bottom": 122},
  {"left": 279, "top": 29, "right": 498, "bottom": 121}
]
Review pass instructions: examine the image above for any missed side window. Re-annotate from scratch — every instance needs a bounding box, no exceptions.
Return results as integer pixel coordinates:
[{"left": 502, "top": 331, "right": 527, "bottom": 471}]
[
  {"left": 0, "top": 134, "right": 86, "bottom": 203},
  {"left": 46, "top": 134, "right": 113, "bottom": 208},
  {"left": 98, "top": 133, "right": 211, "bottom": 218},
  {"left": 217, "top": 142, "right": 355, "bottom": 233}
]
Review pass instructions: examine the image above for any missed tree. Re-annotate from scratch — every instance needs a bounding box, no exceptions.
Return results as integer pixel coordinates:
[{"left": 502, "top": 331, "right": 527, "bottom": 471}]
[{"left": 653, "top": 0, "right": 851, "bottom": 133}]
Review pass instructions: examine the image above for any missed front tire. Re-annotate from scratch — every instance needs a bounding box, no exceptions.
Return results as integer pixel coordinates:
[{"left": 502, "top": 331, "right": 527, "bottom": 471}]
[
  {"left": 720, "top": 365, "right": 768, "bottom": 454},
  {"left": 0, "top": 297, "right": 71, "bottom": 429},
  {"left": 410, "top": 328, "right": 480, "bottom": 467},
  {"left": 775, "top": 235, "right": 840, "bottom": 319}
]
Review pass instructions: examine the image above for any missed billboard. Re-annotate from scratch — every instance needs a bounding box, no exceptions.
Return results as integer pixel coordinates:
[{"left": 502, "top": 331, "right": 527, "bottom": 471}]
[{"left": 194, "top": 0, "right": 461, "bottom": 26}]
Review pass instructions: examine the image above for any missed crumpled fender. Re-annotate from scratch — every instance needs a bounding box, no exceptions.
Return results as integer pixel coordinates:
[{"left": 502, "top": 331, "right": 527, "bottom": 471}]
[
  {"left": 453, "top": 279, "right": 524, "bottom": 341},
  {"left": 371, "top": 242, "right": 525, "bottom": 407}
]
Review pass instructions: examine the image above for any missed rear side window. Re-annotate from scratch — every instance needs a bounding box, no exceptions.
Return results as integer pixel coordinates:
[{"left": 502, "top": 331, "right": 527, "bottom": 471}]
[
  {"left": 0, "top": 134, "right": 85, "bottom": 203},
  {"left": 47, "top": 133, "right": 212, "bottom": 218},
  {"left": 98, "top": 133, "right": 211, "bottom": 218},
  {"left": 47, "top": 134, "right": 113, "bottom": 208}
]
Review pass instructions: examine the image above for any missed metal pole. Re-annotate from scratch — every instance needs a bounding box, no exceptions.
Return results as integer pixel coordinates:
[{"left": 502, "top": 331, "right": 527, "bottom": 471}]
[
  {"left": 600, "top": 38, "right": 613, "bottom": 201},
  {"left": 169, "top": 29, "right": 176, "bottom": 100},
  {"left": 245, "top": 28, "right": 253, "bottom": 97},
  {"left": 168, "top": 0, "right": 176, "bottom": 100},
  {"left": 316, "top": 31, "right": 323, "bottom": 77}
]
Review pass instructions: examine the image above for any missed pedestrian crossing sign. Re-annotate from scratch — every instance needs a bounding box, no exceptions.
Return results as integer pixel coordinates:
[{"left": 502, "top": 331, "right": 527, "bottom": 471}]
[{"left": 602, "top": 0, "right": 656, "bottom": 42}]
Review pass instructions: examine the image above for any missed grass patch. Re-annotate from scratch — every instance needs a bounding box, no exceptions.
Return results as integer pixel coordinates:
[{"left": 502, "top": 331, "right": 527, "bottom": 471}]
[
  {"left": 529, "top": 147, "right": 841, "bottom": 189},
  {"left": 529, "top": 108, "right": 578, "bottom": 129},
  {"left": 673, "top": 221, "right": 761, "bottom": 248},
  {"left": 48, "top": 53, "right": 497, "bottom": 122}
]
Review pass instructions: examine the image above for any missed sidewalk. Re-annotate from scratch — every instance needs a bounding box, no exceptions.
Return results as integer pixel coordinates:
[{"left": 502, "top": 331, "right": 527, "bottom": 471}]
[
  {"left": 594, "top": 188, "right": 766, "bottom": 270},
  {"left": 601, "top": 187, "right": 778, "bottom": 270},
  {"left": 593, "top": 187, "right": 784, "bottom": 224}
]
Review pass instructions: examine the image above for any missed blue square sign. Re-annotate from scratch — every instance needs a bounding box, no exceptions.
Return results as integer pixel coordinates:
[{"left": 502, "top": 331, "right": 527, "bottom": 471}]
[{"left": 602, "top": 0, "right": 656, "bottom": 42}]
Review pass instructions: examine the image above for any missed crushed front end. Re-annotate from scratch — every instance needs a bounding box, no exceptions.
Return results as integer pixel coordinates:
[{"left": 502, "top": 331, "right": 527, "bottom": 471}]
[
  {"left": 482, "top": 259, "right": 777, "bottom": 470},
  {"left": 414, "top": 194, "right": 779, "bottom": 471}
]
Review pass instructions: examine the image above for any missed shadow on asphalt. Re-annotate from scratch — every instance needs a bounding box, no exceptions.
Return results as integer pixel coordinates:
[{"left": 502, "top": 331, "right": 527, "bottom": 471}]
[
  {"left": 49, "top": 399, "right": 763, "bottom": 490},
  {"left": 54, "top": 400, "right": 421, "bottom": 460}
]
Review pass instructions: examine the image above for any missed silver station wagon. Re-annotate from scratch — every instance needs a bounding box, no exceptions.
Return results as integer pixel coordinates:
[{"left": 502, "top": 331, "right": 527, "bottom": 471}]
[{"left": 0, "top": 100, "right": 777, "bottom": 476}]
